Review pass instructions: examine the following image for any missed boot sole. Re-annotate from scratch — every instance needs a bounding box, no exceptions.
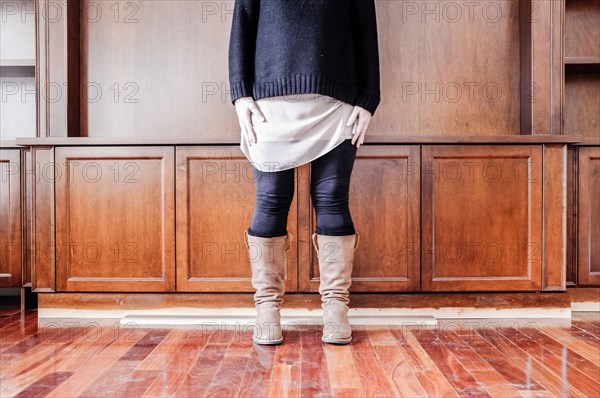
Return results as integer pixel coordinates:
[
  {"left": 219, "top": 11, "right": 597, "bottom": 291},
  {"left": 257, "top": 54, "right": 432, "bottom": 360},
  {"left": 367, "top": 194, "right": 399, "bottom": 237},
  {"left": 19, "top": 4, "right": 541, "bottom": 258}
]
[
  {"left": 322, "top": 336, "right": 352, "bottom": 345},
  {"left": 253, "top": 337, "right": 284, "bottom": 345}
]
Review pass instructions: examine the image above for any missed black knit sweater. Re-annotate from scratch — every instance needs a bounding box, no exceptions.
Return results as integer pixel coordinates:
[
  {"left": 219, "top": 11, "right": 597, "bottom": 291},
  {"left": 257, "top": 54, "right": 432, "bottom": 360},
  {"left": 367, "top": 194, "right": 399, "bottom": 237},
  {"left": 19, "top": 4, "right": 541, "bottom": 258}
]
[{"left": 228, "top": 0, "right": 381, "bottom": 115}]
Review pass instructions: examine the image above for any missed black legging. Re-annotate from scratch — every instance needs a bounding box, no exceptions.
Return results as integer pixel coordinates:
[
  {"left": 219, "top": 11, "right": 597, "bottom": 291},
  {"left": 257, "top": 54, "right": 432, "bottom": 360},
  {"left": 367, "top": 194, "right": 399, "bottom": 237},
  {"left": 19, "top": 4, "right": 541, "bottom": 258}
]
[{"left": 248, "top": 139, "right": 358, "bottom": 237}]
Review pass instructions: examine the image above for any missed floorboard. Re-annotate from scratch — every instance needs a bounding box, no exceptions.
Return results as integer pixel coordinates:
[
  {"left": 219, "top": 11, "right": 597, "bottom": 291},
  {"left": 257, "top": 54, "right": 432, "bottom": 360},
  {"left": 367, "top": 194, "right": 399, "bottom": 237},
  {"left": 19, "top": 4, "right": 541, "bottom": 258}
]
[{"left": 1, "top": 308, "right": 599, "bottom": 397}]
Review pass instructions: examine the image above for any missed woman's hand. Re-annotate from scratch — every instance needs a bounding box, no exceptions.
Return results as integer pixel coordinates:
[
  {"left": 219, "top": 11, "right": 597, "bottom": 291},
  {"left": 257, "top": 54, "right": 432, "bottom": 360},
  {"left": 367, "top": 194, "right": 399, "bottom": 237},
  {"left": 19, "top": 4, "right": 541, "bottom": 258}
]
[
  {"left": 234, "top": 96, "right": 265, "bottom": 145},
  {"left": 346, "top": 106, "right": 372, "bottom": 148}
]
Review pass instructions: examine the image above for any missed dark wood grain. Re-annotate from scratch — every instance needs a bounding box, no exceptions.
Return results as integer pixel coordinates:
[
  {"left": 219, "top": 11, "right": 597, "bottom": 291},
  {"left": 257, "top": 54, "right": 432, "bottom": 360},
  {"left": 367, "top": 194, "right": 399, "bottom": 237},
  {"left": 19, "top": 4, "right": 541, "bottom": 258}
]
[
  {"left": 14, "top": 371, "right": 73, "bottom": 398},
  {"left": 301, "top": 326, "right": 333, "bottom": 398},
  {"left": 452, "top": 326, "right": 546, "bottom": 393},
  {"left": 500, "top": 326, "right": 600, "bottom": 397},
  {"left": 389, "top": 327, "right": 460, "bottom": 397},
  {"left": 411, "top": 329, "right": 491, "bottom": 397},
  {"left": 474, "top": 326, "right": 586, "bottom": 397}
]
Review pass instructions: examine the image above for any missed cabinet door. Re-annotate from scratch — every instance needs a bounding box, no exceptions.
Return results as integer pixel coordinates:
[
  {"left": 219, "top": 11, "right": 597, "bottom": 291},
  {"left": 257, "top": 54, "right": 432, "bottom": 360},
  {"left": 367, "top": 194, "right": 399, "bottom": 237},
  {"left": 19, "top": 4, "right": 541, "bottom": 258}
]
[
  {"left": 303, "top": 146, "right": 420, "bottom": 292},
  {"left": 578, "top": 146, "right": 600, "bottom": 286},
  {"left": 55, "top": 146, "right": 175, "bottom": 292},
  {"left": 0, "top": 149, "right": 22, "bottom": 287},
  {"left": 175, "top": 146, "right": 298, "bottom": 292},
  {"left": 422, "top": 145, "right": 543, "bottom": 291}
]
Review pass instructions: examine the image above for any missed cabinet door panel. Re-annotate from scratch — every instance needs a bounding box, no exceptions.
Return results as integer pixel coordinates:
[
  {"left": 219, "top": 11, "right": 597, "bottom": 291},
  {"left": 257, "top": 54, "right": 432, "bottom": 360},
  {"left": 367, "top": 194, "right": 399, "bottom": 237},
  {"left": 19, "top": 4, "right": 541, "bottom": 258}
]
[
  {"left": 55, "top": 146, "right": 175, "bottom": 292},
  {"left": 176, "top": 146, "right": 298, "bottom": 292},
  {"left": 578, "top": 146, "right": 600, "bottom": 286},
  {"left": 0, "top": 149, "right": 22, "bottom": 287},
  {"left": 422, "top": 145, "right": 543, "bottom": 291},
  {"left": 304, "top": 146, "right": 420, "bottom": 292}
]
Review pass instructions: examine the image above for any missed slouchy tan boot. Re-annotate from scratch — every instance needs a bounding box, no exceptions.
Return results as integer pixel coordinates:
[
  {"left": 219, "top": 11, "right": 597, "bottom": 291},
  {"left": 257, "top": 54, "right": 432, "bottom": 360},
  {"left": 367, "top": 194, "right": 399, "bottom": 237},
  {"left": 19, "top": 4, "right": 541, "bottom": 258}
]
[
  {"left": 312, "top": 231, "right": 360, "bottom": 344},
  {"left": 244, "top": 230, "right": 292, "bottom": 345}
]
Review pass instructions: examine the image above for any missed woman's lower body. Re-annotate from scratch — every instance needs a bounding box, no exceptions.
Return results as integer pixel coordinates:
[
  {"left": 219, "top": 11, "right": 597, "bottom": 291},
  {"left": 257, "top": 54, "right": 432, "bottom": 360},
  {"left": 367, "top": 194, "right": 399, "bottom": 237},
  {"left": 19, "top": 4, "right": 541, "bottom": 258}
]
[
  {"left": 248, "top": 138, "right": 357, "bottom": 238},
  {"left": 243, "top": 138, "right": 360, "bottom": 346},
  {"left": 240, "top": 93, "right": 360, "bottom": 345}
]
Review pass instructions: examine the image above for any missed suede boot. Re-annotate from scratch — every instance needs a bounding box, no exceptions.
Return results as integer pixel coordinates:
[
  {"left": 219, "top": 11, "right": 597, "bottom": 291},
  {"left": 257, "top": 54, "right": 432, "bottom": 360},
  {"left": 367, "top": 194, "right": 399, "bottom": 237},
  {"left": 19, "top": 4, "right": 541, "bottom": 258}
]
[
  {"left": 244, "top": 230, "right": 292, "bottom": 345},
  {"left": 312, "top": 231, "right": 360, "bottom": 344}
]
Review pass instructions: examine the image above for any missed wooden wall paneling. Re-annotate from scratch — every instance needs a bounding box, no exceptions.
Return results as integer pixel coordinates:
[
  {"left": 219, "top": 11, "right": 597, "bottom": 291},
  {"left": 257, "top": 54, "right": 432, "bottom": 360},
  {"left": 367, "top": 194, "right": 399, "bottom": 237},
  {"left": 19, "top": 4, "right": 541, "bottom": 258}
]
[
  {"left": 303, "top": 146, "right": 420, "bottom": 292},
  {"left": 0, "top": 149, "right": 22, "bottom": 287},
  {"left": 78, "top": 0, "right": 237, "bottom": 138},
  {"left": 55, "top": 146, "right": 175, "bottom": 292},
  {"left": 175, "top": 146, "right": 298, "bottom": 292},
  {"left": 521, "top": 0, "right": 564, "bottom": 134},
  {"left": 577, "top": 146, "right": 600, "bottom": 286},
  {"left": 422, "top": 145, "right": 543, "bottom": 291},
  {"left": 30, "top": 146, "right": 55, "bottom": 291},
  {"left": 542, "top": 144, "right": 567, "bottom": 291},
  {"left": 35, "top": 0, "right": 47, "bottom": 138},
  {"left": 373, "top": 1, "right": 418, "bottom": 136},
  {"left": 550, "top": 0, "right": 565, "bottom": 135},
  {"left": 377, "top": 0, "right": 521, "bottom": 135},
  {"left": 564, "top": 0, "right": 600, "bottom": 59},
  {"left": 566, "top": 146, "right": 578, "bottom": 285},
  {"left": 67, "top": 1, "right": 564, "bottom": 138},
  {"left": 519, "top": 0, "right": 533, "bottom": 135},
  {"left": 36, "top": 0, "right": 71, "bottom": 137}
]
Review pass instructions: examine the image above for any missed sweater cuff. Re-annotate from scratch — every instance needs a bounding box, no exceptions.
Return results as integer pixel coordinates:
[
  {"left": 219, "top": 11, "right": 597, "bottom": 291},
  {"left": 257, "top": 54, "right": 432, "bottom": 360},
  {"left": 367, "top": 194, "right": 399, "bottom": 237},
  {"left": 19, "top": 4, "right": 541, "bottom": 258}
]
[
  {"left": 355, "top": 89, "right": 381, "bottom": 115},
  {"left": 230, "top": 81, "right": 254, "bottom": 105}
]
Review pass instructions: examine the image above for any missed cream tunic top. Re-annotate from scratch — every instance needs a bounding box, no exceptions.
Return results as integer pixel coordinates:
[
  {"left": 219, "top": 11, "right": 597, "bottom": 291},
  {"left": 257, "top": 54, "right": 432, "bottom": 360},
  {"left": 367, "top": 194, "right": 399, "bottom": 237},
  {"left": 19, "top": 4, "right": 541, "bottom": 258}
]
[{"left": 240, "top": 93, "right": 356, "bottom": 172}]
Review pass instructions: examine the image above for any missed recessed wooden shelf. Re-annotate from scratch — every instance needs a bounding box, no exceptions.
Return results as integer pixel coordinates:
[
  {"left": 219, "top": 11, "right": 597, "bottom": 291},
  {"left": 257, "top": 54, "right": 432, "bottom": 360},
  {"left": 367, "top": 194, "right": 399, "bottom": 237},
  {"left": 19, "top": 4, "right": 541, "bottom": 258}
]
[
  {"left": 565, "top": 57, "right": 600, "bottom": 75},
  {"left": 0, "top": 58, "right": 35, "bottom": 67},
  {"left": 565, "top": 63, "right": 600, "bottom": 74},
  {"left": 565, "top": 57, "right": 600, "bottom": 65},
  {"left": 0, "top": 65, "right": 35, "bottom": 78}
]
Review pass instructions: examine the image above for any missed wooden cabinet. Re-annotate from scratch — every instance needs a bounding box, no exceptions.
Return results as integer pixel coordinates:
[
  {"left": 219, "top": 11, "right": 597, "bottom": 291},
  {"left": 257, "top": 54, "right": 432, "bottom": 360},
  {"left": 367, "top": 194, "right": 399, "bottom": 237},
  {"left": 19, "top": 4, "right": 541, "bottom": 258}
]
[
  {"left": 0, "top": 149, "right": 22, "bottom": 287},
  {"left": 577, "top": 146, "right": 600, "bottom": 285},
  {"left": 54, "top": 146, "right": 175, "bottom": 292},
  {"left": 19, "top": 140, "right": 569, "bottom": 294},
  {"left": 175, "top": 146, "right": 298, "bottom": 292},
  {"left": 422, "top": 145, "right": 544, "bottom": 291}
]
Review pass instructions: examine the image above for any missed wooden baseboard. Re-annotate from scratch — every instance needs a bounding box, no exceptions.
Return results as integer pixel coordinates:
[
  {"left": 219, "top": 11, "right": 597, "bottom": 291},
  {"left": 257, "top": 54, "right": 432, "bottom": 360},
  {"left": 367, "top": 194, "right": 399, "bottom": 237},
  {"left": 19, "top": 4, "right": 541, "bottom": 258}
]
[
  {"left": 567, "top": 287, "right": 600, "bottom": 311},
  {"left": 566, "top": 287, "right": 600, "bottom": 302},
  {"left": 36, "top": 291, "right": 600, "bottom": 320},
  {"left": 39, "top": 291, "right": 573, "bottom": 311}
]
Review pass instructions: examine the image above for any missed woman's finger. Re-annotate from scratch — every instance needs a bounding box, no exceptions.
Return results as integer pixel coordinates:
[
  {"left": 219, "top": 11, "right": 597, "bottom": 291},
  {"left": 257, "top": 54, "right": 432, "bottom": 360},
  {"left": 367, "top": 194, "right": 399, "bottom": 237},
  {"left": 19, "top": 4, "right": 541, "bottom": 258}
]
[
  {"left": 357, "top": 112, "right": 372, "bottom": 148},
  {"left": 250, "top": 103, "right": 266, "bottom": 122},
  {"left": 357, "top": 114, "right": 368, "bottom": 137},
  {"left": 351, "top": 120, "right": 359, "bottom": 145},
  {"left": 358, "top": 130, "right": 366, "bottom": 148},
  {"left": 361, "top": 120, "right": 370, "bottom": 147},
  {"left": 244, "top": 110, "right": 257, "bottom": 143},
  {"left": 346, "top": 107, "right": 359, "bottom": 127},
  {"left": 245, "top": 121, "right": 257, "bottom": 144}
]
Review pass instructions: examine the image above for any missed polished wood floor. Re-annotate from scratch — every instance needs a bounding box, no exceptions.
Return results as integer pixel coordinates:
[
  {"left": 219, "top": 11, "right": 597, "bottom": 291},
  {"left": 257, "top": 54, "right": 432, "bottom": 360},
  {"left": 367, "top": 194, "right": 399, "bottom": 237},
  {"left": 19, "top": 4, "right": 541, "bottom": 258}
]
[{"left": 1, "top": 305, "right": 599, "bottom": 397}]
